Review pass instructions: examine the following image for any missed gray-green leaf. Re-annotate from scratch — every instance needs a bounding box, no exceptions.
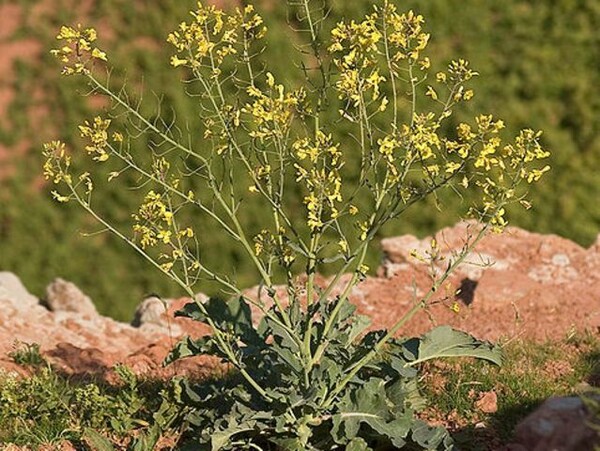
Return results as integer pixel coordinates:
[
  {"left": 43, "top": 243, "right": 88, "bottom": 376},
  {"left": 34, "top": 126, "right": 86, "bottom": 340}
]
[{"left": 408, "top": 326, "right": 502, "bottom": 367}]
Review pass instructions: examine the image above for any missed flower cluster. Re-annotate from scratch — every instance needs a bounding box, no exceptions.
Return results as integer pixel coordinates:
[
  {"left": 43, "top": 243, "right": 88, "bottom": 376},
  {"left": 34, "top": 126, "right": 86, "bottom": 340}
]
[
  {"left": 78, "top": 117, "right": 113, "bottom": 162},
  {"left": 167, "top": 3, "right": 266, "bottom": 73},
  {"left": 329, "top": 13, "right": 384, "bottom": 107},
  {"left": 131, "top": 158, "right": 194, "bottom": 250},
  {"left": 427, "top": 59, "right": 478, "bottom": 104},
  {"left": 42, "top": 141, "right": 95, "bottom": 203},
  {"left": 253, "top": 228, "right": 295, "bottom": 266},
  {"left": 381, "top": 4, "right": 430, "bottom": 65},
  {"left": 50, "top": 25, "right": 107, "bottom": 75},
  {"left": 329, "top": 2, "right": 433, "bottom": 113},
  {"left": 42, "top": 141, "right": 71, "bottom": 185},
  {"left": 507, "top": 129, "right": 551, "bottom": 182},
  {"left": 132, "top": 190, "right": 174, "bottom": 249},
  {"left": 243, "top": 73, "right": 306, "bottom": 142},
  {"left": 472, "top": 115, "right": 506, "bottom": 171},
  {"left": 404, "top": 113, "right": 441, "bottom": 162},
  {"left": 455, "top": 116, "right": 550, "bottom": 232},
  {"left": 129, "top": 158, "right": 198, "bottom": 272},
  {"left": 293, "top": 132, "right": 344, "bottom": 231}
]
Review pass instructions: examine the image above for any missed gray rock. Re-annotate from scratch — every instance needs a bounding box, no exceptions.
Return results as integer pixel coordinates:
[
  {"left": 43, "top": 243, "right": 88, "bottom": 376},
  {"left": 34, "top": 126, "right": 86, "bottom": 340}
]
[
  {"left": 0, "top": 271, "right": 39, "bottom": 307},
  {"left": 131, "top": 296, "right": 170, "bottom": 327},
  {"left": 380, "top": 235, "right": 428, "bottom": 265},
  {"left": 45, "top": 278, "right": 97, "bottom": 316},
  {"left": 131, "top": 296, "right": 184, "bottom": 335},
  {"left": 512, "top": 395, "right": 600, "bottom": 451}
]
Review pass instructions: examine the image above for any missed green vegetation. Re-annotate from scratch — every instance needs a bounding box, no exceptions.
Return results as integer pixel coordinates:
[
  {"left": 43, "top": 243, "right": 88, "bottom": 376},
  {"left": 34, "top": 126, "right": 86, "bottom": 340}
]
[
  {"left": 0, "top": 0, "right": 598, "bottom": 319},
  {"left": 1, "top": 334, "right": 598, "bottom": 449},
  {"left": 421, "top": 331, "right": 600, "bottom": 448},
  {"left": 0, "top": 357, "right": 185, "bottom": 449}
]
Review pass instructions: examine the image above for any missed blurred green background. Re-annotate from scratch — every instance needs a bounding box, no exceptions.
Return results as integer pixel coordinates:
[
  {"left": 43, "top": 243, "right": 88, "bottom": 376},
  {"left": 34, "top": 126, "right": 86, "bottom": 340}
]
[{"left": 0, "top": 0, "right": 598, "bottom": 320}]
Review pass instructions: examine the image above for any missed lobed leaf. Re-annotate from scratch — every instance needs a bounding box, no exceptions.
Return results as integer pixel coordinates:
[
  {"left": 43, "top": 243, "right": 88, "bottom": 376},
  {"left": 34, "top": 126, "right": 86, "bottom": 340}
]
[{"left": 408, "top": 325, "right": 503, "bottom": 367}]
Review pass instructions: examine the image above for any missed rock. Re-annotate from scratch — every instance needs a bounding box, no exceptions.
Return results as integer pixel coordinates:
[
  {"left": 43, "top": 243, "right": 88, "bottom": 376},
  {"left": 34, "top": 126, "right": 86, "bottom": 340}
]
[
  {"left": 475, "top": 390, "right": 498, "bottom": 413},
  {"left": 0, "top": 271, "right": 38, "bottom": 307},
  {"left": 132, "top": 297, "right": 183, "bottom": 336},
  {"left": 131, "top": 295, "right": 170, "bottom": 327},
  {"left": 380, "top": 234, "right": 429, "bottom": 265},
  {"left": 511, "top": 396, "right": 600, "bottom": 450},
  {"left": 44, "top": 278, "right": 97, "bottom": 317}
]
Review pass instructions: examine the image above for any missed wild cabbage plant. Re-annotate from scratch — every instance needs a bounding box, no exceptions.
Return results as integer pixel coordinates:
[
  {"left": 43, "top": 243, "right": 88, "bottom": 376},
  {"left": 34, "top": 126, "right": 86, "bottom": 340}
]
[{"left": 43, "top": 1, "right": 550, "bottom": 449}]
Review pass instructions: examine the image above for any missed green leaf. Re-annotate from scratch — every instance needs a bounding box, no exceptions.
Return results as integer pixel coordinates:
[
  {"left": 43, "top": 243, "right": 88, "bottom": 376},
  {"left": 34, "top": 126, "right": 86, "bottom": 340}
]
[
  {"left": 346, "top": 314, "right": 371, "bottom": 345},
  {"left": 176, "top": 297, "right": 260, "bottom": 343},
  {"left": 272, "top": 346, "right": 304, "bottom": 373},
  {"left": 130, "top": 425, "right": 161, "bottom": 451},
  {"left": 409, "top": 326, "right": 503, "bottom": 367},
  {"left": 265, "top": 315, "right": 299, "bottom": 352},
  {"left": 83, "top": 428, "right": 115, "bottom": 451},
  {"left": 332, "top": 378, "right": 411, "bottom": 447},
  {"left": 269, "top": 436, "right": 307, "bottom": 451},
  {"left": 346, "top": 437, "right": 371, "bottom": 451},
  {"left": 411, "top": 419, "right": 455, "bottom": 450},
  {"left": 175, "top": 300, "right": 208, "bottom": 322},
  {"left": 389, "top": 353, "right": 418, "bottom": 378},
  {"left": 164, "top": 335, "right": 215, "bottom": 365},
  {"left": 386, "top": 378, "right": 426, "bottom": 413},
  {"left": 210, "top": 422, "right": 252, "bottom": 450}
]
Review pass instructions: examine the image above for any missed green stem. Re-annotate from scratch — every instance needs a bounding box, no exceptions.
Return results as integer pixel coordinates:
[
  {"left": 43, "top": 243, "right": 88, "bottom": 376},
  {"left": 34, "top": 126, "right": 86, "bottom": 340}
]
[
  {"left": 382, "top": 8, "right": 399, "bottom": 130},
  {"left": 87, "top": 75, "right": 208, "bottom": 165},
  {"left": 319, "top": 222, "right": 491, "bottom": 409},
  {"left": 66, "top": 183, "right": 273, "bottom": 402}
]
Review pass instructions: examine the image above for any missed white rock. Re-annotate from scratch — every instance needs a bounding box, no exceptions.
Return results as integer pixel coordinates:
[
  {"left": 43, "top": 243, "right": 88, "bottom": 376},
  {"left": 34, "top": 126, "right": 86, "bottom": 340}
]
[
  {"left": 132, "top": 295, "right": 171, "bottom": 327},
  {"left": 380, "top": 235, "right": 429, "bottom": 264},
  {"left": 0, "top": 271, "right": 39, "bottom": 307},
  {"left": 45, "top": 278, "right": 97, "bottom": 316}
]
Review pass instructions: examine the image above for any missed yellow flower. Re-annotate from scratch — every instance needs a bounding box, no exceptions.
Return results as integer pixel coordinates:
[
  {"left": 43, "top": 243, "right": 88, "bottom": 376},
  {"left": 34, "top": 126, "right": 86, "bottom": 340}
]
[
  {"left": 91, "top": 48, "right": 107, "bottom": 61},
  {"left": 79, "top": 116, "right": 111, "bottom": 160},
  {"left": 457, "top": 123, "right": 475, "bottom": 142},
  {"left": 157, "top": 230, "right": 172, "bottom": 244},
  {"left": 379, "top": 97, "right": 389, "bottom": 112},
  {"left": 445, "top": 162, "right": 461, "bottom": 174},
  {"left": 425, "top": 86, "right": 438, "bottom": 100},
  {"left": 359, "top": 222, "right": 369, "bottom": 241},
  {"left": 170, "top": 55, "right": 188, "bottom": 67},
  {"left": 161, "top": 262, "right": 174, "bottom": 272},
  {"left": 51, "top": 191, "right": 70, "bottom": 203}
]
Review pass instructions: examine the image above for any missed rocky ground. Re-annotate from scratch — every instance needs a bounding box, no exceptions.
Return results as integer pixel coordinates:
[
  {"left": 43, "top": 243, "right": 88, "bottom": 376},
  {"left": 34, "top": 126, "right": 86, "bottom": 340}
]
[{"left": 1, "top": 222, "right": 600, "bottom": 449}]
